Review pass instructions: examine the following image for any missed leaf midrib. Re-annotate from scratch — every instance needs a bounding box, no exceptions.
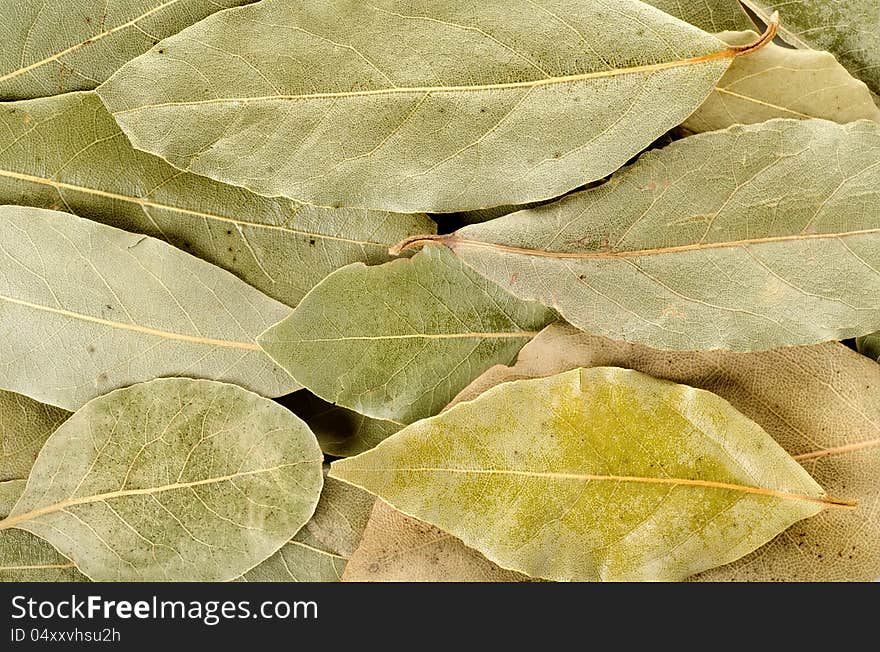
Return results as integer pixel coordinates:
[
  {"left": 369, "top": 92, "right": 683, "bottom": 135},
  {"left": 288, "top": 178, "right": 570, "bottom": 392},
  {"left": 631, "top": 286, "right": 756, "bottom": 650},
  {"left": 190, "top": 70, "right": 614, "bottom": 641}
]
[
  {"left": 108, "top": 49, "right": 737, "bottom": 115},
  {"left": 0, "top": 0, "right": 183, "bottom": 84},
  {"left": 443, "top": 227, "right": 880, "bottom": 259},
  {"left": 0, "top": 459, "right": 322, "bottom": 530},
  {"left": 335, "top": 466, "right": 854, "bottom": 509},
  {"left": 0, "top": 293, "right": 262, "bottom": 351},
  {"left": 0, "top": 169, "right": 394, "bottom": 248},
  {"left": 293, "top": 332, "right": 541, "bottom": 342}
]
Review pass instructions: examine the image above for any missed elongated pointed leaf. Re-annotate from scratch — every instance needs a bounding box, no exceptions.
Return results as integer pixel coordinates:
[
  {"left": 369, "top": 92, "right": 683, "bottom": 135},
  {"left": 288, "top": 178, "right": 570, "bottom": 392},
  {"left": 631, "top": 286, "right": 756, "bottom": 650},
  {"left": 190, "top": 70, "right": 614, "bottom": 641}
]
[
  {"left": 343, "top": 499, "right": 529, "bottom": 582},
  {"left": 96, "top": 0, "right": 758, "bottom": 212},
  {"left": 1, "top": 390, "right": 69, "bottom": 482},
  {"left": 239, "top": 472, "right": 372, "bottom": 582},
  {"left": 645, "top": 0, "right": 754, "bottom": 32},
  {"left": 331, "top": 367, "right": 847, "bottom": 581},
  {"left": 457, "top": 321, "right": 880, "bottom": 581},
  {"left": 281, "top": 392, "right": 402, "bottom": 458},
  {"left": 397, "top": 119, "right": 880, "bottom": 352},
  {"left": 0, "top": 480, "right": 86, "bottom": 582},
  {"left": 857, "top": 333, "right": 880, "bottom": 362},
  {"left": 685, "top": 31, "right": 880, "bottom": 132},
  {"left": 0, "top": 378, "right": 323, "bottom": 581},
  {"left": 0, "top": 0, "right": 257, "bottom": 100},
  {"left": 259, "top": 246, "right": 555, "bottom": 424},
  {"left": 0, "top": 92, "right": 435, "bottom": 307},
  {"left": 742, "top": 1, "right": 880, "bottom": 94},
  {"left": 0, "top": 206, "right": 298, "bottom": 410}
]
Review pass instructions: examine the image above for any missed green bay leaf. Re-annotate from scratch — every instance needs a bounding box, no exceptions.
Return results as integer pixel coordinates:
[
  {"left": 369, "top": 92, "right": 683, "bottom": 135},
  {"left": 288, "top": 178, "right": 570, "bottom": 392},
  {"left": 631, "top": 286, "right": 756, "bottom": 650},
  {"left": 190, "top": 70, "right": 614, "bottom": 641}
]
[
  {"left": 97, "top": 0, "right": 748, "bottom": 212},
  {"left": 0, "top": 206, "right": 299, "bottom": 410},
  {"left": 0, "top": 92, "right": 435, "bottom": 308},
  {"left": 331, "top": 367, "right": 845, "bottom": 581},
  {"left": 742, "top": 1, "right": 880, "bottom": 94},
  {"left": 457, "top": 322, "right": 880, "bottom": 582},
  {"left": 0, "top": 479, "right": 86, "bottom": 582},
  {"left": 0, "top": 0, "right": 257, "bottom": 100},
  {"left": 0, "top": 378, "right": 323, "bottom": 582},
  {"left": 685, "top": 31, "right": 880, "bottom": 132},
  {"left": 397, "top": 119, "right": 880, "bottom": 352},
  {"left": 1, "top": 390, "right": 69, "bottom": 482},
  {"left": 259, "top": 245, "right": 555, "bottom": 424}
]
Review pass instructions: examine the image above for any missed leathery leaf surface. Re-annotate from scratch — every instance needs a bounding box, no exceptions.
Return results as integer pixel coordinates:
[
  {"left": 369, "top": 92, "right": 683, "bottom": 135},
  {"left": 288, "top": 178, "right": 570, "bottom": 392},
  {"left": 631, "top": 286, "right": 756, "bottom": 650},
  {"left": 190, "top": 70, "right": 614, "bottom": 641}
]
[
  {"left": 0, "top": 378, "right": 323, "bottom": 582},
  {"left": 97, "top": 0, "right": 744, "bottom": 212},
  {"left": 331, "top": 368, "right": 847, "bottom": 581},
  {"left": 259, "top": 245, "right": 555, "bottom": 424},
  {"left": 0, "top": 390, "right": 69, "bottom": 482},
  {"left": 0, "top": 92, "right": 436, "bottom": 308},
  {"left": 0, "top": 206, "right": 299, "bottom": 410},
  {"left": 398, "top": 119, "right": 880, "bottom": 352}
]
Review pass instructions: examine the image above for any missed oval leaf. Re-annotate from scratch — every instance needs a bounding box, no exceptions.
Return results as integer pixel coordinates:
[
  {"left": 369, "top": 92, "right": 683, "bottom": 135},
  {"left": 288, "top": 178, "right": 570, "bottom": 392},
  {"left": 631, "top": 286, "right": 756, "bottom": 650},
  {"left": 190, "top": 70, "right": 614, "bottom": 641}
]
[
  {"left": 396, "top": 119, "right": 880, "bottom": 352},
  {"left": 0, "top": 206, "right": 299, "bottom": 409},
  {"left": 0, "top": 92, "right": 436, "bottom": 307},
  {"left": 95, "top": 0, "right": 756, "bottom": 212},
  {"left": 0, "top": 479, "right": 86, "bottom": 582},
  {"left": 457, "top": 321, "right": 880, "bottom": 582},
  {"left": 258, "top": 245, "right": 555, "bottom": 424},
  {"left": 1, "top": 390, "right": 69, "bottom": 482},
  {"left": 0, "top": 378, "right": 323, "bottom": 581},
  {"left": 0, "top": 0, "right": 257, "bottom": 100},
  {"left": 331, "top": 367, "right": 847, "bottom": 581},
  {"left": 685, "top": 31, "right": 880, "bottom": 132}
]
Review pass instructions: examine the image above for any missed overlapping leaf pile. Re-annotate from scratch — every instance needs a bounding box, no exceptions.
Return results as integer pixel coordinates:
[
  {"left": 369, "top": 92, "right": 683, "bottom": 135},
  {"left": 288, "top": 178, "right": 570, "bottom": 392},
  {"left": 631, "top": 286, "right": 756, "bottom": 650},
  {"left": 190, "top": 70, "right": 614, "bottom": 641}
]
[{"left": 0, "top": 0, "right": 877, "bottom": 583}]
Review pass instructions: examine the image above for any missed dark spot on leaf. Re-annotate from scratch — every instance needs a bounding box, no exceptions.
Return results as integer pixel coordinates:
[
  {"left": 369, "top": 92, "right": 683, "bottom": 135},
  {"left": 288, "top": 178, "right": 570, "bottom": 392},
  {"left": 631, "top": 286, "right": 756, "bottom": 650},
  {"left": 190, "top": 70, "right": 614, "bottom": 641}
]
[{"left": 309, "top": 239, "right": 316, "bottom": 246}]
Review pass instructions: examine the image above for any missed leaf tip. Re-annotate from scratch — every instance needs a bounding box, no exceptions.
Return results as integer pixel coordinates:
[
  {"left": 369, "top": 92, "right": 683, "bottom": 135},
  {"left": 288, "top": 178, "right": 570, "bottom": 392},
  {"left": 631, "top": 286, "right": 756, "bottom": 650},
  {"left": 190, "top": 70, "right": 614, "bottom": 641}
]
[{"left": 728, "top": 10, "right": 779, "bottom": 57}]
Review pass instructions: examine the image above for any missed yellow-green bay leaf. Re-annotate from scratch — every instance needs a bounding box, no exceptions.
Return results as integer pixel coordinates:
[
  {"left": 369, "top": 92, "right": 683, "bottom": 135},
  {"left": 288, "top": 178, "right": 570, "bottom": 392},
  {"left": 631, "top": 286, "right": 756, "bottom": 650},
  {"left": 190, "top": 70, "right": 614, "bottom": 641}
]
[
  {"left": 685, "top": 31, "right": 880, "bottom": 132},
  {"left": 0, "top": 206, "right": 299, "bottom": 410},
  {"left": 456, "top": 321, "right": 880, "bottom": 582},
  {"left": 0, "top": 92, "right": 435, "bottom": 307},
  {"left": 259, "top": 246, "right": 555, "bottom": 424},
  {"left": 343, "top": 499, "right": 529, "bottom": 583},
  {"left": 0, "top": 0, "right": 258, "bottom": 100},
  {"left": 1, "top": 390, "right": 69, "bottom": 482},
  {"left": 97, "top": 0, "right": 748, "bottom": 212},
  {"left": 0, "top": 378, "right": 323, "bottom": 582},
  {"left": 398, "top": 119, "right": 880, "bottom": 352},
  {"left": 331, "top": 367, "right": 847, "bottom": 582},
  {"left": 0, "top": 479, "right": 86, "bottom": 582}
]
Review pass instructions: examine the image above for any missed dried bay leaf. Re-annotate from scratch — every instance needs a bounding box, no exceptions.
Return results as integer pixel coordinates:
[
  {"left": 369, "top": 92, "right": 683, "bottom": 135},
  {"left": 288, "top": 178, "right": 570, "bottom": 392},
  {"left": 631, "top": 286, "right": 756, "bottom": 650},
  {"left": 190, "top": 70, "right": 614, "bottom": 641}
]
[
  {"left": 1, "top": 390, "right": 69, "bottom": 482},
  {"left": 343, "top": 499, "right": 529, "bottom": 583},
  {"left": 742, "top": 1, "right": 880, "bottom": 94},
  {"left": 685, "top": 31, "right": 880, "bottom": 132},
  {"left": 281, "top": 392, "right": 402, "bottom": 458},
  {"left": 395, "top": 119, "right": 880, "bottom": 352},
  {"left": 0, "top": 92, "right": 436, "bottom": 308},
  {"left": 0, "top": 479, "right": 86, "bottom": 582},
  {"left": 331, "top": 367, "right": 850, "bottom": 581},
  {"left": 456, "top": 322, "right": 880, "bottom": 581},
  {"left": 0, "top": 206, "right": 299, "bottom": 410},
  {"left": 259, "top": 245, "right": 555, "bottom": 424},
  {"left": 96, "top": 0, "right": 771, "bottom": 213},
  {"left": 0, "top": 0, "right": 257, "bottom": 100},
  {"left": 857, "top": 333, "right": 880, "bottom": 362},
  {"left": 0, "top": 378, "right": 323, "bottom": 581},
  {"left": 644, "top": 0, "right": 754, "bottom": 32},
  {"left": 238, "top": 471, "right": 372, "bottom": 582}
]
